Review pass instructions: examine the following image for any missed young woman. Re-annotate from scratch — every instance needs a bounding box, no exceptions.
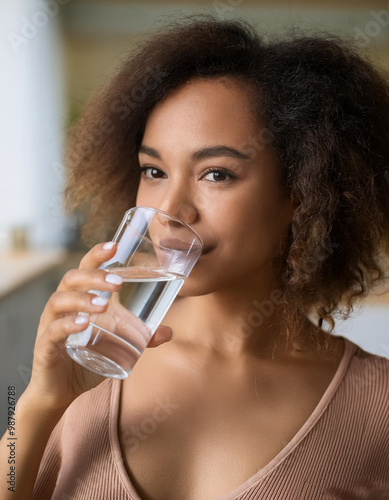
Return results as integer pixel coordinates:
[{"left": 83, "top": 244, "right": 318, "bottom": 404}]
[{"left": 2, "top": 16, "right": 389, "bottom": 500}]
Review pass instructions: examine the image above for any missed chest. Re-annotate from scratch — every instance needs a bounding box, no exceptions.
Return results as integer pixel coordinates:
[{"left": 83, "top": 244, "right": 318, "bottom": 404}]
[{"left": 117, "top": 349, "right": 335, "bottom": 500}]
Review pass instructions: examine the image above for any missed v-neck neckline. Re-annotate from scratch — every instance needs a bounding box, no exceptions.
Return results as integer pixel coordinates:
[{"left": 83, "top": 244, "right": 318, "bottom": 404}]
[{"left": 109, "top": 336, "right": 357, "bottom": 500}]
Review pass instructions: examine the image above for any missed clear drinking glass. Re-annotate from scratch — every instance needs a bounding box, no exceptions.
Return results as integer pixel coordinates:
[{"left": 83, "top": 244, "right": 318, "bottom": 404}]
[{"left": 65, "top": 206, "right": 203, "bottom": 379}]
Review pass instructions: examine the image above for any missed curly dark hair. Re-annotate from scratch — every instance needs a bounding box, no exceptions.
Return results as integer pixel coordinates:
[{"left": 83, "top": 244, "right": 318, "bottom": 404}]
[{"left": 64, "top": 15, "right": 389, "bottom": 350}]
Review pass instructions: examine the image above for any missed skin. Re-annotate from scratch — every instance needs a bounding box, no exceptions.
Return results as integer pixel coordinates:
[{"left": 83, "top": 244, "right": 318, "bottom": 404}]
[
  {"left": 114, "top": 78, "right": 346, "bottom": 498},
  {"left": 0, "top": 244, "right": 173, "bottom": 500},
  {"left": 23, "top": 243, "right": 173, "bottom": 412},
  {"left": 136, "top": 77, "right": 299, "bottom": 359},
  {"left": 0, "top": 76, "right": 344, "bottom": 500}
]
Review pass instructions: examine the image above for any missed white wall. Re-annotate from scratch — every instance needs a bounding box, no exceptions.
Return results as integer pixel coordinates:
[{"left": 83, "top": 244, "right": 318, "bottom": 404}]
[
  {"left": 0, "top": 0, "right": 68, "bottom": 251},
  {"left": 333, "top": 305, "right": 389, "bottom": 359}
]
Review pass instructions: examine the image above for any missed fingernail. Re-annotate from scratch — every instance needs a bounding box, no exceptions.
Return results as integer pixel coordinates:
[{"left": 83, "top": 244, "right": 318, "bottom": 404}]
[
  {"left": 103, "top": 242, "right": 115, "bottom": 250},
  {"left": 105, "top": 273, "right": 123, "bottom": 285},
  {"left": 91, "top": 296, "right": 108, "bottom": 306},
  {"left": 75, "top": 315, "right": 89, "bottom": 325}
]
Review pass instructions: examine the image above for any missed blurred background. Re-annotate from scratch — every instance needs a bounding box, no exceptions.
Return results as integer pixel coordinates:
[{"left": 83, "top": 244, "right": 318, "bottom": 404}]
[{"left": 1, "top": 0, "right": 389, "bottom": 432}]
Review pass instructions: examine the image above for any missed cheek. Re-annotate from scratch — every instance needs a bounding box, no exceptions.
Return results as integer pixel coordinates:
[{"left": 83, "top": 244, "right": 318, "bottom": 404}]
[
  {"left": 135, "top": 185, "right": 148, "bottom": 206},
  {"left": 178, "top": 206, "right": 289, "bottom": 296},
  {"left": 220, "top": 196, "right": 290, "bottom": 263}
]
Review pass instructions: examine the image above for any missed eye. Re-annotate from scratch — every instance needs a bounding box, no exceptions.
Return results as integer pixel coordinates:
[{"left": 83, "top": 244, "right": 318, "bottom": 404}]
[
  {"left": 139, "top": 165, "right": 237, "bottom": 183},
  {"left": 139, "top": 166, "right": 166, "bottom": 179},
  {"left": 202, "top": 168, "right": 236, "bottom": 183}
]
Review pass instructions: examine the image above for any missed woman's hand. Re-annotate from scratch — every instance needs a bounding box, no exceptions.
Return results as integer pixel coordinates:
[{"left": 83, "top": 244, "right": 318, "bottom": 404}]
[{"left": 22, "top": 242, "right": 174, "bottom": 415}]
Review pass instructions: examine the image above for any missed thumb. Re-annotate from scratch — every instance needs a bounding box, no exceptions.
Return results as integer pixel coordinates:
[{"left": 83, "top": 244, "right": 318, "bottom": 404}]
[{"left": 147, "top": 324, "right": 174, "bottom": 348}]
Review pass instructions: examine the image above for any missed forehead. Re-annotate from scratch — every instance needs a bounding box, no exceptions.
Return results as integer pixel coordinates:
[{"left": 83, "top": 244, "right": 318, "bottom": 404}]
[{"left": 142, "top": 77, "right": 260, "bottom": 147}]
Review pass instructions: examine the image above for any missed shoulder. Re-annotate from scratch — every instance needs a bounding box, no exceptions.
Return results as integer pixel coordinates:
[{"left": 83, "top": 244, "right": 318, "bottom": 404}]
[
  {"left": 62, "top": 378, "right": 116, "bottom": 428},
  {"left": 44, "top": 378, "right": 116, "bottom": 449},
  {"left": 33, "top": 379, "right": 116, "bottom": 497},
  {"left": 346, "top": 340, "right": 389, "bottom": 389},
  {"left": 340, "top": 338, "right": 389, "bottom": 418},
  {"left": 33, "top": 379, "right": 115, "bottom": 498}
]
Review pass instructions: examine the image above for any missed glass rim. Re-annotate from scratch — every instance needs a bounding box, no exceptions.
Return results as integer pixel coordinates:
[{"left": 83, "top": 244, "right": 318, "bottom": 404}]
[{"left": 125, "top": 206, "right": 204, "bottom": 249}]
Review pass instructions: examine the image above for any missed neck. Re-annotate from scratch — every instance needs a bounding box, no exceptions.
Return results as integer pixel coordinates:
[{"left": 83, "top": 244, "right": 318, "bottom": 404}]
[{"left": 167, "top": 275, "right": 303, "bottom": 360}]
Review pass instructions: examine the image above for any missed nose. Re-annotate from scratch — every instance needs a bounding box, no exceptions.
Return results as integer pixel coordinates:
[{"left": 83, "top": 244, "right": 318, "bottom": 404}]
[
  {"left": 157, "top": 183, "right": 198, "bottom": 227},
  {"left": 139, "top": 179, "right": 203, "bottom": 253}
]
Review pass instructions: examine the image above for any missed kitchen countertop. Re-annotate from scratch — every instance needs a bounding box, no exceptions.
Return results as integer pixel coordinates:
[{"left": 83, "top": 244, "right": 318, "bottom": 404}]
[{"left": 0, "top": 249, "right": 68, "bottom": 299}]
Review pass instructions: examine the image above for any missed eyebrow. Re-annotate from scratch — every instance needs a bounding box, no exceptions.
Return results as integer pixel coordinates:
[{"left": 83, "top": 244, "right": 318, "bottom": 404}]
[{"left": 138, "top": 145, "right": 251, "bottom": 161}]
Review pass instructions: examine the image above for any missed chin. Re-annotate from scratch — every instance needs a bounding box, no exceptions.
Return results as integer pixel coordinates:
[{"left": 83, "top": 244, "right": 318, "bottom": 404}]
[{"left": 176, "top": 273, "right": 226, "bottom": 298}]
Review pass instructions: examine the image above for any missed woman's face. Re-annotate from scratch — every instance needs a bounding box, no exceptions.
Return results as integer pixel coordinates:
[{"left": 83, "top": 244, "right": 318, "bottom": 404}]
[{"left": 136, "top": 78, "right": 295, "bottom": 296}]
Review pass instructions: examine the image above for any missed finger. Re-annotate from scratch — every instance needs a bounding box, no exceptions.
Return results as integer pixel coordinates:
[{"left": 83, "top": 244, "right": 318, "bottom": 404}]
[
  {"left": 57, "top": 267, "right": 124, "bottom": 293},
  {"left": 78, "top": 242, "right": 118, "bottom": 270},
  {"left": 147, "top": 325, "right": 174, "bottom": 348},
  {"left": 34, "top": 315, "right": 91, "bottom": 368},
  {"left": 40, "top": 290, "right": 110, "bottom": 325}
]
